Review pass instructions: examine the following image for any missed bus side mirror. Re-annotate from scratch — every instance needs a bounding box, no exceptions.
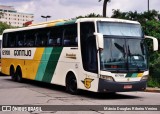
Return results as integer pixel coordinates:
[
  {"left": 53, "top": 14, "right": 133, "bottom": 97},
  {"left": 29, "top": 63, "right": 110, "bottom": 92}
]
[
  {"left": 94, "top": 33, "right": 104, "bottom": 49},
  {"left": 145, "top": 35, "right": 158, "bottom": 51}
]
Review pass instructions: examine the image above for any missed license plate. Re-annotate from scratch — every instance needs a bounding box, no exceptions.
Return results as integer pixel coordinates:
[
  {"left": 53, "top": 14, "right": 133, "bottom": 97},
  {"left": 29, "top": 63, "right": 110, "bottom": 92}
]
[{"left": 124, "top": 85, "right": 132, "bottom": 89}]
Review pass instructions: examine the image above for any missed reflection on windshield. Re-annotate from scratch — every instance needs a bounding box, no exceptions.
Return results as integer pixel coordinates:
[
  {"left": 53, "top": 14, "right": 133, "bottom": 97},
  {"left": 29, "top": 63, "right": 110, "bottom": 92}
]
[
  {"left": 100, "top": 38, "right": 148, "bottom": 72},
  {"left": 98, "top": 22, "right": 142, "bottom": 37}
]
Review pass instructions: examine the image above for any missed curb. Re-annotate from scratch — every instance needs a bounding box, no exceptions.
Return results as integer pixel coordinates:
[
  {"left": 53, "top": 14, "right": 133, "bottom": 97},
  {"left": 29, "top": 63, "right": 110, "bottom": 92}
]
[{"left": 145, "top": 88, "right": 160, "bottom": 93}]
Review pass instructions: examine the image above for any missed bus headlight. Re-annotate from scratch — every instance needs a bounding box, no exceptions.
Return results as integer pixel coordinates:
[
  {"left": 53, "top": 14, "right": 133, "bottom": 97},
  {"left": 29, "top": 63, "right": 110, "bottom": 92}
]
[
  {"left": 141, "top": 75, "right": 149, "bottom": 80},
  {"left": 100, "top": 75, "right": 114, "bottom": 81}
]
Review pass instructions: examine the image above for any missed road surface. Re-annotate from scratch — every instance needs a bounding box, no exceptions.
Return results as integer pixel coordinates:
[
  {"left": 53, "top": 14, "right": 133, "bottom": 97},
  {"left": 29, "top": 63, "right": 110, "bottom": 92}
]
[{"left": 0, "top": 76, "right": 159, "bottom": 114}]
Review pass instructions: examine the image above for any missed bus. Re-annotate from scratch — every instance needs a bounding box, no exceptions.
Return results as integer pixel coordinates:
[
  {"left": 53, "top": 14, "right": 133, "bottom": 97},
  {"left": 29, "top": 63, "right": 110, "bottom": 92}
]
[{"left": 1, "top": 18, "right": 158, "bottom": 94}]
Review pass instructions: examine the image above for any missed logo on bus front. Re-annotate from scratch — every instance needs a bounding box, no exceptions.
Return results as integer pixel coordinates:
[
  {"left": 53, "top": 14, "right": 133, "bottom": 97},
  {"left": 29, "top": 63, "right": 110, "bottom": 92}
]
[
  {"left": 115, "top": 74, "right": 125, "bottom": 77},
  {"left": 81, "top": 78, "right": 94, "bottom": 89}
]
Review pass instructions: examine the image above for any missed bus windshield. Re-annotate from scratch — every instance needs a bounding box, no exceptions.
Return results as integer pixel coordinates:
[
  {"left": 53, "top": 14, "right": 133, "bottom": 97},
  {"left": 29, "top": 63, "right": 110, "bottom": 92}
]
[
  {"left": 98, "top": 22, "right": 142, "bottom": 37},
  {"left": 98, "top": 22, "right": 148, "bottom": 72}
]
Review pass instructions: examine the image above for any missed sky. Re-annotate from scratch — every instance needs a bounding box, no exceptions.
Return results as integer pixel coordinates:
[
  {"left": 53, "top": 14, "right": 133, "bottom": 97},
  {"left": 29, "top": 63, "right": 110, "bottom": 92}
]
[{"left": 0, "top": 0, "right": 160, "bottom": 23}]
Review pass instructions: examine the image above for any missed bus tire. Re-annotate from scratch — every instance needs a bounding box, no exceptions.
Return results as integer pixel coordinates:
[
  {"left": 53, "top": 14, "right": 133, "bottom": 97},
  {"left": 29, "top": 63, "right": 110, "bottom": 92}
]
[
  {"left": 66, "top": 73, "right": 79, "bottom": 95},
  {"left": 15, "top": 67, "right": 23, "bottom": 83},
  {"left": 10, "top": 66, "right": 16, "bottom": 81}
]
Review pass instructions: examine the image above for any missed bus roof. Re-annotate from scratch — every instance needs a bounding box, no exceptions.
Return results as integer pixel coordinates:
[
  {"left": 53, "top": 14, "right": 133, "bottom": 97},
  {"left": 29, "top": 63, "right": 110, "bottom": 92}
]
[
  {"left": 3, "top": 18, "right": 140, "bottom": 33},
  {"left": 76, "top": 18, "right": 140, "bottom": 24}
]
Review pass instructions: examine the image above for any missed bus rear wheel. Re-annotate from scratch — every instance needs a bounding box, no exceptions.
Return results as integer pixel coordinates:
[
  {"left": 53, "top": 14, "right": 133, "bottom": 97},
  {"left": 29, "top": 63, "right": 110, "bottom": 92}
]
[
  {"left": 66, "top": 74, "right": 78, "bottom": 95},
  {"left": 15, "top": 67, "right": 23, "bottom": 82}
]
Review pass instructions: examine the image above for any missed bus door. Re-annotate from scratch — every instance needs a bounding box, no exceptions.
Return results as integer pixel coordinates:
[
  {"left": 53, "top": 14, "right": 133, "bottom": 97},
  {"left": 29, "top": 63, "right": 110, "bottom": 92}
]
[{"left": 79, "top": 22, "right": 99, "bottom": 91}]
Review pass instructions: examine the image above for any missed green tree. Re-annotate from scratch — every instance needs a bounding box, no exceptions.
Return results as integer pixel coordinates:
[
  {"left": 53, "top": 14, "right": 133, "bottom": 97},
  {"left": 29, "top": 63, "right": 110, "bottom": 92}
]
[
  {"left": 76, "top": 13, "right": 102, "bottom": 19},
  {"left": 0, "top": 22, "right": 14, "bottom": 34},
  {"left": 99, "top": 0, "right": 111, "bottom": 17}
]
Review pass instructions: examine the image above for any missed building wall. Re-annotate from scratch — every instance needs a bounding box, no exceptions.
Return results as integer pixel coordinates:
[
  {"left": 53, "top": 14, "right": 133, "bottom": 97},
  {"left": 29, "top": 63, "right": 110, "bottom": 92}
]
[{"left": 0, "top": 5, "right": 34, "bottom": 27}]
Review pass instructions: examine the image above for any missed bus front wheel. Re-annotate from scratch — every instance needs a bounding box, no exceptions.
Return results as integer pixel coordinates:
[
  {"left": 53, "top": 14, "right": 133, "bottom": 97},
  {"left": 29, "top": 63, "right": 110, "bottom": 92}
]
[
  {"left": 10, "top": 66, "right": 16, "bottom": 81},
  {"left": 66, "top": 73, "right": 79, "bottom": 95}
]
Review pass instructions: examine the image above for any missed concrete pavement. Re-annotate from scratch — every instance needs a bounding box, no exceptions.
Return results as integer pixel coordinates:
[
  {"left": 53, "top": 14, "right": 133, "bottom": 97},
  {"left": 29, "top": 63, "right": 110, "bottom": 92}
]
[
  {"left": 0, "top": 75, "right": 160, "bottom": 93},
  {"left": 146, "top": 87, "right": 160, "bottom": 93}
]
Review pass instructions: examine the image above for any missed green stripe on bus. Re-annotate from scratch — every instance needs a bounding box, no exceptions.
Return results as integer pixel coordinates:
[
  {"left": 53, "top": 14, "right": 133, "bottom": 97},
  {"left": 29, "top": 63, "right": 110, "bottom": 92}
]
[
  {"left": 126, "top": 73, "right": 138, "bottom": 78},
  {"left": 56, "top": 19, "right": 76, "bottom": 26},
  {"left": 132, "top": 73, "right": 138, "bottom": 77},
  {"left": 42, "top": 47, "right": 63, "bottom": 83},
  {"left": 126, "top": 73, "right": 133, "bottom": 77},
  {"left": 35, "top": 48, "right": 53, "bottom": 81},
  {"left": 64, "top": 20, "right": 76, "bottom": 24}
]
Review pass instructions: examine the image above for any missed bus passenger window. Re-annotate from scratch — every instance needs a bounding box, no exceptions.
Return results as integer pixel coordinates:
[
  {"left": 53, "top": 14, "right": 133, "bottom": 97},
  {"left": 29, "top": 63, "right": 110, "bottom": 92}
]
[
  {"left": 63, "top": 37, "right": 70, "bottom": 46},
  {"left": 27, "top": 40, "right": 34, "bottom": 47},
  {"left": 48, "top": 27, "right": 63, "bottom": 47},
  {"left": 16, "top": 34, "right": 24, "bottom": 47},
  {"left": 35, "top": 31, "right": 47, "bottom": 47},
  {"left": 25, "top": 32, "right": 35, "bottom": 47},
  {"left": 47, "top": 31, "right": 57, "bottom": 46},
  {"left": 8, "top": 33, "right": 16, "bottom": 47},
  {"left": 57, "top": 38, "right": 61, "bottom": 46},
  {"left": 2, "top": 34, "right": 8, "bottom": 47},
  {"left": 63, "top": 24, "right": 77, "bottom": 47},
  {"left": 18, "top": 41, "right": 23, "bottom": 46},
  {"left": 48, "top": 39, "right": 53, "bottom": 45}
]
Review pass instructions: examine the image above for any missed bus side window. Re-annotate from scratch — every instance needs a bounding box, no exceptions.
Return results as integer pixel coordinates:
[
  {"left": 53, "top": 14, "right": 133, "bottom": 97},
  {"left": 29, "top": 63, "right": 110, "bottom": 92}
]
[
  {"left": 25, "top": 31, "right": 35, "bottom": 47},
  {"left": 47, "top": 31, "right": 57, "bottom": 46},
  {"left": 63, "top": 24, "right": 77, "bottom": 47},
  {"left": 8, "top": 33, "right": 16, "bottom": 47},
  {"left": 3, "top": 33, "right": 8, "bottom": 48},
  {"left": 35, "top": 29, "right": 47, "bottom": 47},
  {"left": 56, "top": 38, "right": 61, "bottom": 45},
  {"left": 16, "top": 33, "right": 24, "bottom": 47},
  {"left": 48, "top": 27, "right": 62, "bottom": 47}
]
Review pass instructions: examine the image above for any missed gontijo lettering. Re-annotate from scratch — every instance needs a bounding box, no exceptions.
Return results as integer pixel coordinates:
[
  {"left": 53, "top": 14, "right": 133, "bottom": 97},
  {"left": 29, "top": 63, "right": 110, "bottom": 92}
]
[{"left": 14, "top": 50, "right": 31, "bottom": 56}]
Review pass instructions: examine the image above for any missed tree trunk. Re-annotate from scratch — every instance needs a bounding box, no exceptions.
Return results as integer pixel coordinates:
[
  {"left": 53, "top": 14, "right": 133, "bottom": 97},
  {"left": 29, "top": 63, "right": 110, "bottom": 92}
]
[{"left": 103, "top": 0, "right": 108, "bottom": 17}]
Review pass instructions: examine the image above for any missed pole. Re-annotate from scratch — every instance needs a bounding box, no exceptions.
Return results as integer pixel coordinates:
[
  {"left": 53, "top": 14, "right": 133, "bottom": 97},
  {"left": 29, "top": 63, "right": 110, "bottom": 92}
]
[
  {"left": 41, "top": 15, "right": 51, "bottom": 22},
  {"left": 148, "top": 0, "right": 149, "bottom": 12}
]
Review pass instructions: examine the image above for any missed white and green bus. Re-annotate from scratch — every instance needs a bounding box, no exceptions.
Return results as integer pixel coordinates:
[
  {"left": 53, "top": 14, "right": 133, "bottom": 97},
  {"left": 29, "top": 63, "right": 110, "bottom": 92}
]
[{"left": 1, "top": 18, "right": 158, "bottom": 94}]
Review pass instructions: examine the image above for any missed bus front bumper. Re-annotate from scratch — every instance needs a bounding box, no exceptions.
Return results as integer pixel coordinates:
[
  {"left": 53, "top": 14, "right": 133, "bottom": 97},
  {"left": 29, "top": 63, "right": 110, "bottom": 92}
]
[{"left": 98, "top": 79, "right": 147, "bottom": 92}]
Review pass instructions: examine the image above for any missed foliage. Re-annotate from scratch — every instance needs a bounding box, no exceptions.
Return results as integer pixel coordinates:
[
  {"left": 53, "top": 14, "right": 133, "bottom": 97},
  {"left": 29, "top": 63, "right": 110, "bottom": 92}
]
[
  {"left": 0, "top": 22, "right": 15, "bottom": 34},
  {"left": 75, "top": 13, "right": 102, "bottom": 19},
  {"left": 147, "top": 77, "right": 160, "bottom": 88}
]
